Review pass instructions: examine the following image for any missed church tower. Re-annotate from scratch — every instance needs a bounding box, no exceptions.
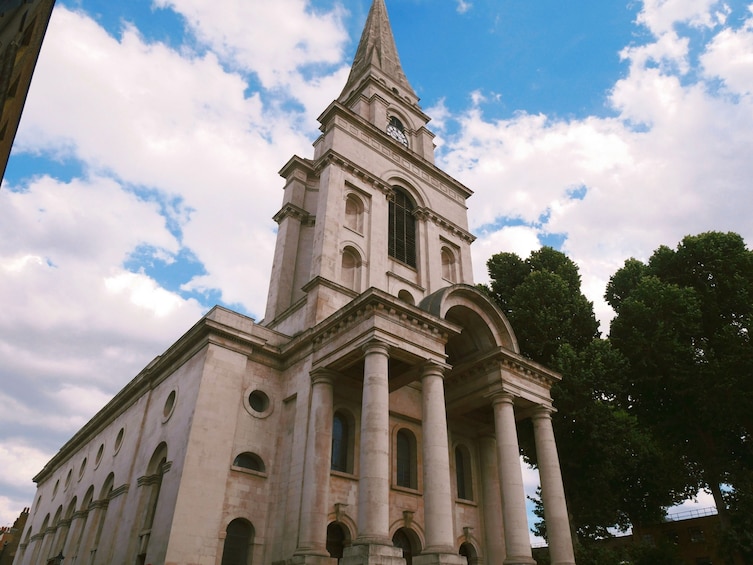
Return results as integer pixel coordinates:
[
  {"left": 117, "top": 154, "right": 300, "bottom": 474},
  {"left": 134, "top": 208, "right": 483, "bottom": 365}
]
[
  {"left": 263, "top": 0, "right": 475, "bottom": 335},
  {"left": 260, "top": 2, "right": 576, "bottom": 565},
  {"left": 15, "top": 3, "right": 577, "bottom": 565}
]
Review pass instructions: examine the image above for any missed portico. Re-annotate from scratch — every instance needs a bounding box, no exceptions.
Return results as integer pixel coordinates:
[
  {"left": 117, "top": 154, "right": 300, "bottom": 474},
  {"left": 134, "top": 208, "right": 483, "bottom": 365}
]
[{"left": 288, "top": 286, "right": 574, "bottom": 565}]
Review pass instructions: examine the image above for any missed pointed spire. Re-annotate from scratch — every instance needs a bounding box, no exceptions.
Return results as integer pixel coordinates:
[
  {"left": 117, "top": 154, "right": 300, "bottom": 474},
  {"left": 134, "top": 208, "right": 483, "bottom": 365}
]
[{"left": 339, "top": 0, "right": 417, "bottom": 103}]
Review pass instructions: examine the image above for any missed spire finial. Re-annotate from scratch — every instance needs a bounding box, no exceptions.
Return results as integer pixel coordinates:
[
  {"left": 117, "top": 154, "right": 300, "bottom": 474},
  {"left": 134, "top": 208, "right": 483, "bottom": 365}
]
[{"left": 339, "top": 0, "right": 418, "bottom": 103}]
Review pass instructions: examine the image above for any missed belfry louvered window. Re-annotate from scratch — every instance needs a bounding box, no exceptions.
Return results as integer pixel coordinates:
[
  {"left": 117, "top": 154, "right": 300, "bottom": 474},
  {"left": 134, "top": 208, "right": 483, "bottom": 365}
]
[{"left": 388, "top": 187, "right": 416, "bottom": 267}]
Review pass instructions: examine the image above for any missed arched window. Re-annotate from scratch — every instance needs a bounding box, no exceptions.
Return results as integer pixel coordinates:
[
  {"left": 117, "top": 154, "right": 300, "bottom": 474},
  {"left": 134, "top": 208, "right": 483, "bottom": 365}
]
[
  {"left": 396, "top": 429, "right": 417, "bottom": 489},
  {"left": 331, "top": 411, "right": 354, "bottom": 473},
  {"left": 341, "top": 247, "right": 361, "bottom": 292},
  {"left": 441, "top": 247, "right": 457, "bottom": 283},
  {"left": 459, "top": 542, "right": 479, "bottom": 565},
  {"left": 326, "top": 521, "right": 349, "bottom": 559},
  {"left": 89, "top": 473, "right": 114, "bottom": 561},
  {"left": 455, "top": 445, "right": 473, "bottom": 501},
  {"left": 221, "top": 518, "right": 254, "bottom": 565},
  {"left": 344, "top": 194, "right": 364, "bottom": 233},
  {"left": 69, "top": 486, "right": 94, "bottom": 563},
  {"left": 233, "top": 452, "right": 265, "bottom": 473},
  {"left": 136, "top": 444, "right": 167, "bottom": 564},
  {"left": 392, "top": 528, "right": 419, "bottom": 565},
  {"left": 397, "top": 289, "right": 415, "bottom": 305},
  {"left": 388, "top": 188, "right": 416, "bottom": 267}
]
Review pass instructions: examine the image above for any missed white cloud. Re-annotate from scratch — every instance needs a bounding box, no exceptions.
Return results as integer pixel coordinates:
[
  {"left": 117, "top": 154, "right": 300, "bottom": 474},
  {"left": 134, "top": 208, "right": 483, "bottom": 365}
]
[
  {"left": 456, "top": 1, "right": 472, "bottom": 15},
  {"left": 701, "top": 7, "right": 753, "bottom": 95},
  {"left": 0, "top": 439, "right": 52, "bottom": 492},
  {"left": 436, "top": 4, "right": 753, "bottom": 332},
  {"left": 638, "top": 0, "right": 730, "bottom": 35},
  {"left": 153, "top": 0, "right": 349, "bottom": 94}
]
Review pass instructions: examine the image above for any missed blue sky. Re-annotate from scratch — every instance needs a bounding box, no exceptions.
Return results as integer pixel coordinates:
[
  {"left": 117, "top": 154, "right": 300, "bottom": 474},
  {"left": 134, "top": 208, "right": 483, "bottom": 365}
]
[{"left": 2, "top": 0, "right": 752, "bottom": 539}]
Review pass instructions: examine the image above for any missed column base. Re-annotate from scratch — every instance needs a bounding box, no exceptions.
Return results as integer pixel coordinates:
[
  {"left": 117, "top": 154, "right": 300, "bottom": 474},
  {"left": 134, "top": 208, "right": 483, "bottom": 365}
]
[
  {"left": 414, "top": 553, "right": 468, "bottom": 565},
  {"left": 341, "top": 543, "right": 405, "bottom": 565}
]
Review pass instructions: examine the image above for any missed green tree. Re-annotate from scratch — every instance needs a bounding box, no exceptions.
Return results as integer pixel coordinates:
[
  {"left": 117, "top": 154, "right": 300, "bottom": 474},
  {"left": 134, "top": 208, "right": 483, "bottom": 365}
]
[
  {"left": 607, "top": 231, "right": 753, "bottom": 561},
  {"left": 485, "top": 247, "right": 686, "bottom": 542}
]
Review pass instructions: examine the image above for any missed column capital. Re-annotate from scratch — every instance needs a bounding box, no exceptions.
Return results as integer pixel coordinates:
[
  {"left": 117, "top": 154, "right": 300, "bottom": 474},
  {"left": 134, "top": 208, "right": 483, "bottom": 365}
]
[
  {"left": 530, "top": 405, "right": 556, "bottom": 421},
  {"left": 362, "top": 338, "right": 390, "bottom": 357},
  {"left": 489, "top": 391, "right": 515, "bottom": 407},
  {"left": 310, "top": 368, "right": 337, "bottom": 386},
  {"left": 420, "top": 361, "right": 448, "bottom": 380}
]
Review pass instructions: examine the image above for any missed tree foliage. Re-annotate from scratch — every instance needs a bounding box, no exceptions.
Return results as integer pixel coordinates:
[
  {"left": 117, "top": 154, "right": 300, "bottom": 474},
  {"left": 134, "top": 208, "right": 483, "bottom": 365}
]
[
  {"left": 485, "top": 247, "right": 685, "bottom": 542},
  {"left": 606, "top": 231, "right": 753, "bottom": 559}
]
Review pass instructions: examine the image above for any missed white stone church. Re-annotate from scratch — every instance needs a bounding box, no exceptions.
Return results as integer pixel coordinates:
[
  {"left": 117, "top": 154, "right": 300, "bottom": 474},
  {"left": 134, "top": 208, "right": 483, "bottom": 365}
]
[{"left": 15, "top": 2, "right": 576, "bottom": 564}]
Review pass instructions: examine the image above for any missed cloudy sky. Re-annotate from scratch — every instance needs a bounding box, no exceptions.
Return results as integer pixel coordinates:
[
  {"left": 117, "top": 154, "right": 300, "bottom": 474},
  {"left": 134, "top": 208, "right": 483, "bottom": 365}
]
[{"left": 1, "top": 0, "right": 751, "bottom": 534}]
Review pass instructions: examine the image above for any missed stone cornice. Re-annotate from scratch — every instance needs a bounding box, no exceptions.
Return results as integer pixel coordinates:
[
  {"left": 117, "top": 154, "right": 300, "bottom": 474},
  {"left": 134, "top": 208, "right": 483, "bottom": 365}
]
[
  {"left": 414, "top": 207, "right": 475, "bottom": 244},
  {"left": 448, "top": 347, "right": 562, "bottom": 391},
  {"left": 309, "top": 288, "right": 460, "bottom": 351},
  {"left": 33, "top": 307, "right": 284, "bottom": 484},
  {"left": 272, "top": 202, "right": 314, "bottom": 227}
]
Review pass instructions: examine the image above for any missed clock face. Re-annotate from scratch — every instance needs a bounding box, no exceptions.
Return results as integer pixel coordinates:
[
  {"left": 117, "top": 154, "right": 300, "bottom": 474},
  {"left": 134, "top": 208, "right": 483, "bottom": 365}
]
[{"left": 387, "top": 117, "right": 409, "bottom": 147}]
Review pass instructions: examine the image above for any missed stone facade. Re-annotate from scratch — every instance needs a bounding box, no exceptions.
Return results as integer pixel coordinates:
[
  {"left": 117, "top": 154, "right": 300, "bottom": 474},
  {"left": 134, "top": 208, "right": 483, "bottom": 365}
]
[{"left": 15, "top": 2, "right": 576, "bottom": 564}]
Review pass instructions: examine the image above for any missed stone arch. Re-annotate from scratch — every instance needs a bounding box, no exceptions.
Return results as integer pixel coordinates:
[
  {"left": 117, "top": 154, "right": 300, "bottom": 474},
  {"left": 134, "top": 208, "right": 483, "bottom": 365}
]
[
  {"left": 387, "top": 109, "right": 414, "bottom": 136},
  {"left": 233, "top": 452, "right": 265, "bottom": 473},
  {"left": 344, "top": 192, "right": 365, "bottom": 233},
  {"left": 419, "top": 284, "right": 519, "bottom": 363},
  {"left": 441, "top": 246, "right": 458, "bottom": 283},
  {"left": 392, "top": 527, "right": 421, "bottom": 565},
  {"left": 394, "top": 427, "right": 418, "bottom": 489},
  {"left": 385, "top": 175, "right": 427, "bottom": 209},
  {"left": 397, "top": 289, "right": 415, "bottom": 305},
  {"left": 135, "top": 443, "right": 168, "bottom": 563},
  {"left": 325, "top": 521, "right": 351, "bottom": 559},
  {"left": 459, "top": 541, "right": 480, "bottom": 564},
  {"left": 220, "top": 517, "right": 254, "bottom": 565},
  {"left": 331, "top": 408, "right": 356, "bottom": 474},
  {"left": 341, "top": 245, "right": 363, "bottom": 292}
]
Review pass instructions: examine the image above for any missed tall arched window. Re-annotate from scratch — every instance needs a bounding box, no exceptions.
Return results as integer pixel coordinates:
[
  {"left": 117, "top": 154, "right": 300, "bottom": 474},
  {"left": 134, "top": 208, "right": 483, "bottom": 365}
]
[
  {"left": 331, "top": 410, "right": 354, "bottom": 473},
  {"left": 326, "top": 522, "right": 348, "bottom": 559},
  {"left": 392, "top": 528, "right": 419, "bottom": 565},
  {"left": 441, "top": 247, "right": 457, "bottom": 283},
  {"left": 344, "top": 194, "right": 364, "bottom": 233},
  {"left": 396, "top": 429, "right": 417, "bottom": 489},
  {"left": 341, "top": 248, "right": 361, "bottom": 292},
  {"left": 455, "top": 445, "right": 473, "bottom": 501},
  {"left": 221, "top": 518, "right": 254, "bottom": 565},
  {"left": 388, "top": 188, "right": 416, "bottom": 267}
]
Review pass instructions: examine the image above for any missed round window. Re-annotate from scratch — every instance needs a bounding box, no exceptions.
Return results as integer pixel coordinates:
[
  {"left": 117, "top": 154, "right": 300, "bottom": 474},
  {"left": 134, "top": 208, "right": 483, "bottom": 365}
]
[
  {"left": 248, "top": 391, "right": 269, "bottom": 412},
  {"left": 114, "top": 427, "right": 125, "bottom": 454},
  {"left": 243, "top": 388, "right": 273, "bottom": 418},
  {"left": 95, "top": 443, "right": 105, "bottom": 468},
  {"left": 163, "top": 389, "right": 177, "bottom": 421}
]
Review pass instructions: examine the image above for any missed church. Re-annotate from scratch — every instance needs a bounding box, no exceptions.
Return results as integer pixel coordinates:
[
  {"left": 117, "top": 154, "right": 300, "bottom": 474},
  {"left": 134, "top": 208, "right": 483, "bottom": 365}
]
[{"left": 14, "top": 2, "right": 576, "bottom": 564}]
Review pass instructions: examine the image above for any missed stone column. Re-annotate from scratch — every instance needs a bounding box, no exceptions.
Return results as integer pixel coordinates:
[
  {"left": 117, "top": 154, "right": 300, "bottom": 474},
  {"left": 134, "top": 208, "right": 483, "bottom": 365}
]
[
  {"left": 479, "top": 436, "right": 506, "bottom": 565},
  {"left": 532, "top": 408, "right": 576, "bottom": 565},
  {"left": 416, "top": 363, "right": 457, "bottom": 557},
  {"left": 491, "top": 393, "right": 535, "bottom": 565},
  {"left": 342, "top": 340, "right": 404, "bottom": 565},
  {"left": 296, "top": 370, "right": 336, "bottom": 558},
  {"left": 355, "top": 340, "right": 392, "bottom": 545}
]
